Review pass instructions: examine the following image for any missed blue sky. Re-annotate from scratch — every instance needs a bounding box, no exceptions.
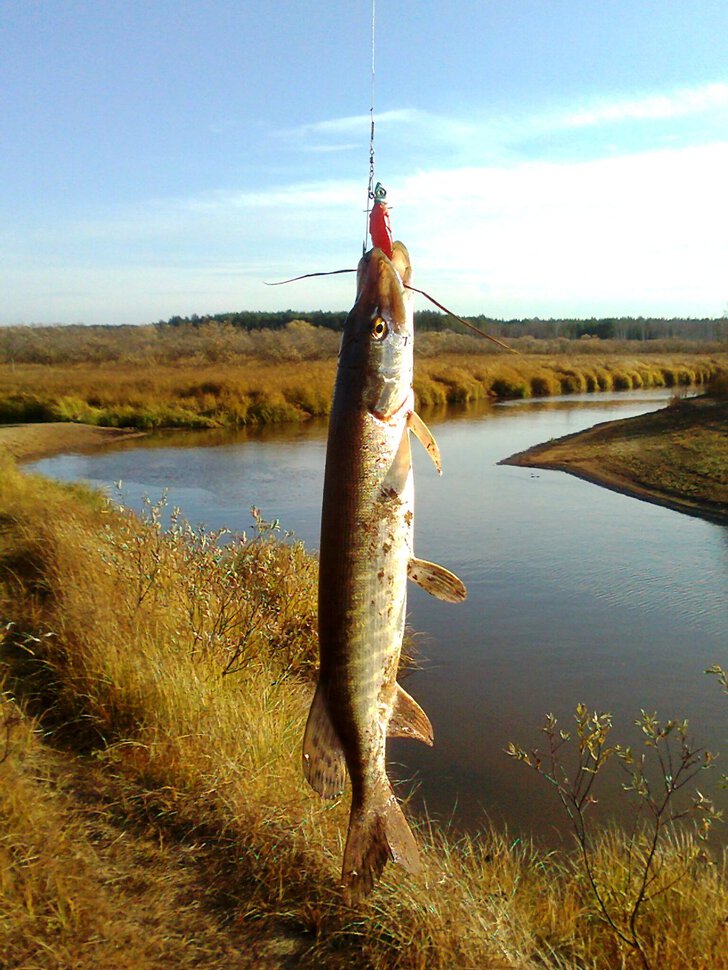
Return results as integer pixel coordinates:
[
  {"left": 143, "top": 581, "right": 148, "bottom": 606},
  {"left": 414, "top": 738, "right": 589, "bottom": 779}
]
[{"left": 3, "top": 0, "right": 728, "bottom": 325}]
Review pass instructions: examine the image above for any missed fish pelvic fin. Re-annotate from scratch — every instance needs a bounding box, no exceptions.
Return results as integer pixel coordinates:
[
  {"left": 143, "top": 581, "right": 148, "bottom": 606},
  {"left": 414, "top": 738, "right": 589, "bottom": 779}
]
[
  {"left": 342, "top": 784, "right": 421, "bottom": 904},
  {"left": 407, "top": 556, "right": 467, "bottom": 602},
  {"left": 388, "top": 683, "right": 434, "bottom": 745},
  {"left": 407, "top": 410, "right": 442, "bottom": 474},
  {"left": 302, "top": 681, "right": 347, "bottom": 798}
]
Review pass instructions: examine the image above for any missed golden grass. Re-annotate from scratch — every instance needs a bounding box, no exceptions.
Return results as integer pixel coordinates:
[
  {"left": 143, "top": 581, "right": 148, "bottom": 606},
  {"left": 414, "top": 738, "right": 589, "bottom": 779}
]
[
  {"left": 1, "top": 458, "right": 726, "bottom": 968},
  {"left": 1, "top": 345, "right": 725, "bottom": 429},
  {"left": 0, "top": 357, "right": 339, "bottom": 428},
  {"left": 414, "top": 353, "right": 724, "bottom": 408}
]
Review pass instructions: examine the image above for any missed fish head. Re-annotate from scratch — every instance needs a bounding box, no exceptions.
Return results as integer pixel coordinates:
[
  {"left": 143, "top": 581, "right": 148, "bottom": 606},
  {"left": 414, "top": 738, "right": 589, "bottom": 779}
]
[{"left": 341, "top": 243, "right": 414, "bottom": 420}]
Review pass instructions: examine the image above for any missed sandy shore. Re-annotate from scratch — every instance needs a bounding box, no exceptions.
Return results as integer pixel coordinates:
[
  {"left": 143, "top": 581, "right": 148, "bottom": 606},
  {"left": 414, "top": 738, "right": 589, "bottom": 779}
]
[
  {"left": 0, "top": 423, "right": 146, "bottom": 464},
  {"left": 501, "top": 398, "right": 728, "bottom": 525}
]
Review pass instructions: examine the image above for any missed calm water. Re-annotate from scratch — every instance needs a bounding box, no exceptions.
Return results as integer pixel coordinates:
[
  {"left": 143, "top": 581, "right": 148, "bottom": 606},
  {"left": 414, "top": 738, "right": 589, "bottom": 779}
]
[{"left": 29, "top": 390, "right": 728, "bottom": 845}]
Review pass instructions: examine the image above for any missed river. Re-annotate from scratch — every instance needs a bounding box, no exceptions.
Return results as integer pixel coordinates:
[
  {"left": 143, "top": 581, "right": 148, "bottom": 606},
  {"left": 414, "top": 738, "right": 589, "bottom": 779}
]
[{"left": 29, "top": 389, "right": 728, "bottom": 845}]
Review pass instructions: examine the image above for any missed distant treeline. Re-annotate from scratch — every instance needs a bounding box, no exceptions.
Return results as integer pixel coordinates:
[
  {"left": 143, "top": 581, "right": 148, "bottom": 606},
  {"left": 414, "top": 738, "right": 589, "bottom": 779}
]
[{"left": 159, "top": 310, "right": 728, "bottom": 341}]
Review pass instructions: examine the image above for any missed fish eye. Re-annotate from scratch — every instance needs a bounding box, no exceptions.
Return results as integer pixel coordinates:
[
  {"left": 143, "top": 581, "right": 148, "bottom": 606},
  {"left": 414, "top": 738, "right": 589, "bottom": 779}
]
[{"left": 370, "top": 317, "right": 388, "bottom": 340}]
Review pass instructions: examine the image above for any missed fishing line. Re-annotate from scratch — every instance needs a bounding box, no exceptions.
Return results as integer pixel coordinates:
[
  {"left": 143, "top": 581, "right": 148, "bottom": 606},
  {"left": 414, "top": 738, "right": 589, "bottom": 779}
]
[
  {"left": 264, "top": 272, "right": 518, "bottom": 354},
  {"left": 265, "top": 269, "right": 356, "bottom": 286},
  {"left": 268, "top": 1, "right": 517, "bottom": 355},
  {"left": 364, "top": 0, "right": 377, "bottom": 255},
  {"left": 404, "top": 284, "right": 520, "bottom": 354}
]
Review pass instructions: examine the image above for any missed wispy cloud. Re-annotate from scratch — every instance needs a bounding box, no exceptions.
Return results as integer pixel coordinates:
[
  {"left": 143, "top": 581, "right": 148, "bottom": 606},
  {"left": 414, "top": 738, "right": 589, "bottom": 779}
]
[
  {"left": 289, "top": 108, "right": 420, "bottom": 137},
  {"left": 6, "top": 82, "right": 728, "bottom": 324},
  {"left": 182, "top": 179, "right": 362, "bottom": 212},
  {"left": 277, "top": 108, "right": 477, "bottom": 153},
  {"left": 269, "top": 81, "right": 728, "bottom": 174},
  {"left": 559, "top": 81, "right": 728, "bottom": 129},
  {"left": 300, "top": 142, "right": 360, "bottom": 154}
]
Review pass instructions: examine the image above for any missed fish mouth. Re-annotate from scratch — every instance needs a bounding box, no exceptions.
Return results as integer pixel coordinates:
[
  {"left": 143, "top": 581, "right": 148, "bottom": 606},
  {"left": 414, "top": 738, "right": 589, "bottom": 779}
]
[{"left": 355, "top": 244, "right": 412, "bottom": 330}]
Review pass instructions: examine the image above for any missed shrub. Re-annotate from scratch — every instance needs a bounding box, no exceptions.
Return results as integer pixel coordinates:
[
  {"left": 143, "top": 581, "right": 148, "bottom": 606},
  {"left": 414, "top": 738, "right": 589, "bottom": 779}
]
[{"left": 708, "top": 370, "right": 728, "bottom": 398}]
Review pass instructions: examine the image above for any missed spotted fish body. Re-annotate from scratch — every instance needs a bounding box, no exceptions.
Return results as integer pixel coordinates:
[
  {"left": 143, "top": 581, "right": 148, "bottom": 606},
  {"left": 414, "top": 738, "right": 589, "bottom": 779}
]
[{"left": 303, "top": 242, "right": 466, "bottom": 901}]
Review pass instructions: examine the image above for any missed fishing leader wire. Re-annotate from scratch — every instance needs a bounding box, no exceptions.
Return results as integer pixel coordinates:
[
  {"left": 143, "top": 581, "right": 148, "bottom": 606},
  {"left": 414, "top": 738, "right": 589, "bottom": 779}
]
[{"left": 364, "top": 0, "right": 377, "bottom": 255}]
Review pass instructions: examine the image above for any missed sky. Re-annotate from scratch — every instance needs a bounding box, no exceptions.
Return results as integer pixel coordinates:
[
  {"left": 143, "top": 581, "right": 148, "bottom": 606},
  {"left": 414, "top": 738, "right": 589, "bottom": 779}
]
[{"left": 2, "top": 0, "right": 728, "bottom": 325}]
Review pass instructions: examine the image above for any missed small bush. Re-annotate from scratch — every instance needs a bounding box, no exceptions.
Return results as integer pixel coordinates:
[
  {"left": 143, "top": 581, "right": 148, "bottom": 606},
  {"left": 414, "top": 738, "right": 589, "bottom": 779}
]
[
  {"left": 558, "top": 370, "right": 587, "bottom": 393},
  {"left": 491, "top": 376, "right": 529, "bottom": 399},
  {"left": 708, "top": 369, "right": 728, "bottom": 398},
  {"left": 530, "top": 372, "right": 561, "bottom": 396}
]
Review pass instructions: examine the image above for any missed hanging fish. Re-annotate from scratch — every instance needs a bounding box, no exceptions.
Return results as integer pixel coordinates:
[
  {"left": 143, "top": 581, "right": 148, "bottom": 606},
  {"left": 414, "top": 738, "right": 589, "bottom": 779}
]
[{"left": 302, "top": 240, "right": 466, "bottom": 902}]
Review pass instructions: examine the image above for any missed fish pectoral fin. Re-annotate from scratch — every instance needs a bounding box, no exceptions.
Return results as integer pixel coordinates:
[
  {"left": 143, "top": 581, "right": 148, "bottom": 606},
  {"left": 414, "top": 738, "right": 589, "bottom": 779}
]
[
  {"left": 407, "top": 557, "right": 467, "bottom": 602},
  {"left": 388, "top": 683, "right": 434, "bottom": 746},
  {"left": 302, "top": 681, "right": 347, "bottom": 798},
  {"left": 407, "top": 411, "right": 442, "bottom": 475}
]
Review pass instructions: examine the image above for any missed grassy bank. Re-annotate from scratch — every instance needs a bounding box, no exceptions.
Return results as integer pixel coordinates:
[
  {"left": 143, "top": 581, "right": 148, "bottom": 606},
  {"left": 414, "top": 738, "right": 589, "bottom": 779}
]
[
  {"left": 0, "top": 344, "right": 728, "bottom": 429},
  {"left": 1, "top": 318, "right": 725, "bottom": 428},
  {"left": 1, "top": 458, "right": 726, "bottom": 968},
  {"left": 502, "top": 382, "right": 728, "bottom": 523}
]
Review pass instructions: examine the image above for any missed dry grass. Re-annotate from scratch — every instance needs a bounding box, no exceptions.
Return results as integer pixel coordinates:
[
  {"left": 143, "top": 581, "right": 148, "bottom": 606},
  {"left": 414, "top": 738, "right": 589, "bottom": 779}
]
[
  {"left": 1, "top": 320, "right": 725, "bottom": 368},
  {"left": 0, "top": 689, "right": 282, "bottom": 969},
  {"left": 0, "top": 325, "right": 725, "bottom": 429},
  {"left": 414, "top": 353, "right": 725, "bottom": 407},
  {"left": 1, "top": 458, "right": 726, "bottom": 968},
  {"left": 0, "top": 357, "right": 338, "bottom": 428}
]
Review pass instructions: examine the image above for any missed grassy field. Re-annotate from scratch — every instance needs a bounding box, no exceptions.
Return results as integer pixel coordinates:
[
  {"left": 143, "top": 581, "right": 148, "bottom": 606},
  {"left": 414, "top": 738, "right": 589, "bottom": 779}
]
[
  {"left": 1, "top": 455, "right": 726, "bottom": 969},
  {"left": 503, "top": 378, "right": 728, "bottom": 523},
  {"left": 0, "top": 321, "right": 725, "bottom": 428}
]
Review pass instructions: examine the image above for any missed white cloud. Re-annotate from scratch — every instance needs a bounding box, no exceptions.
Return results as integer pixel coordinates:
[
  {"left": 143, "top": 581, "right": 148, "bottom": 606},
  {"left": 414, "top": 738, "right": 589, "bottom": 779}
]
[
  {"left": 273, "top": 82, "right": 728, "bottom": 163},
  {"left": 390, "top": 142, "right": 728, "bottom": 317},
  {"left": 289, "top": 108, "right": 421, "bottom": 137},
  {"left": 158, "top": 140, "right": 728, "bottom": 319},
  {"left": 277, "top": 108, "right": 477, "bottom": 156},
  {"left": 5, "top": 84, "right": 728, "bottom": 323},
  {"left": 185, "top": 179, "right": 362, "bottom": 211},
  {"left": 300, "top": 142, "right": 360, "bottom": 154},
  {"left": 560, "top": 81, "right": 728, "bottom": 130}
]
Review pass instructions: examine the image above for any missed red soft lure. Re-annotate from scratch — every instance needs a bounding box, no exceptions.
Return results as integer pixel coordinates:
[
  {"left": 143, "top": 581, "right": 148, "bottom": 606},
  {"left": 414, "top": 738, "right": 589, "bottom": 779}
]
[{"left": 368, "top": 182, "right": 393, "bottom": 258}]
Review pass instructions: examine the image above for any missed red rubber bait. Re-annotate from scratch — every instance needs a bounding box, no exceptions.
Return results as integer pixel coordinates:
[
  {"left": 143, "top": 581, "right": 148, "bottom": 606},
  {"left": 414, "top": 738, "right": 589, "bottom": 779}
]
[{"left": 368, "top": 182, "right": 393, "bottom": 258}]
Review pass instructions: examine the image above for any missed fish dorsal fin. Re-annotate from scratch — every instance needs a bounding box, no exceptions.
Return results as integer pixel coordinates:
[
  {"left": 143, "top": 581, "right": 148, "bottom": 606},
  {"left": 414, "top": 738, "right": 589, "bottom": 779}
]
[
  {"left": 302, "top": 681, "right": 347, "bottom": 798},
  {"left": 388, "top": 683, "right": 434, "bottom": 746},
  {"left": 407, "top": 557, "right": 467, "bottom": 602},
  {"left": 407, "top": 411, "right": 442, "bottom": 475}
]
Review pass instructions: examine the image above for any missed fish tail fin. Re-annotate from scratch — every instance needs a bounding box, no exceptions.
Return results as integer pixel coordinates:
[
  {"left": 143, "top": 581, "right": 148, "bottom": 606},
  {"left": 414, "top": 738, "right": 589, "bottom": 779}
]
[{"left": 341, "top": 784, "right": 421, "bottom": 903}]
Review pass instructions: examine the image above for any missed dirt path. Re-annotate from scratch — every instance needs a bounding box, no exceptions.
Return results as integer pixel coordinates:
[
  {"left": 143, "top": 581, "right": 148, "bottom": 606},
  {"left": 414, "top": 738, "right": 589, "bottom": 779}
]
[
  {"left": 501, "top": 397, "right": 728, "bottom": 524},
  {"left": 0, "top": 423, "right": 146, "bottom": 463}
]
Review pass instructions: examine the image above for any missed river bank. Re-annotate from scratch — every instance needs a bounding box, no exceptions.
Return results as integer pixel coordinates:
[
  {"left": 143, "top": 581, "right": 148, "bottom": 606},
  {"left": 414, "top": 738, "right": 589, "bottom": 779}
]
[
  {"left": 4, "top": 388, "right": 727, "bottom": 530},
  {"left": 0, "top": 422, "right": 145, "bottom": 463},
  {"left": 502, "top": 394, "right": 728, "bottom": 523},
  {"left": 1, "top": 455, "right": 725, "bottom": 969}
]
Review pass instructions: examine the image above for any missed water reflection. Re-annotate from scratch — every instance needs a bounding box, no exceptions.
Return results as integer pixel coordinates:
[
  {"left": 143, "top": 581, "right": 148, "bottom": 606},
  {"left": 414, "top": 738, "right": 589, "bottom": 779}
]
[{"left": 28, "top": 389, "right": 727, "bottom": 845}]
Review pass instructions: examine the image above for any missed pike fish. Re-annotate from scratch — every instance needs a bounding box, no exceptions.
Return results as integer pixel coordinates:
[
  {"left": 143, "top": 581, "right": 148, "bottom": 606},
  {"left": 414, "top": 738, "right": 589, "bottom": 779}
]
[{"left": 302, "top": 241, "right": 467, "bottom": 901}]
